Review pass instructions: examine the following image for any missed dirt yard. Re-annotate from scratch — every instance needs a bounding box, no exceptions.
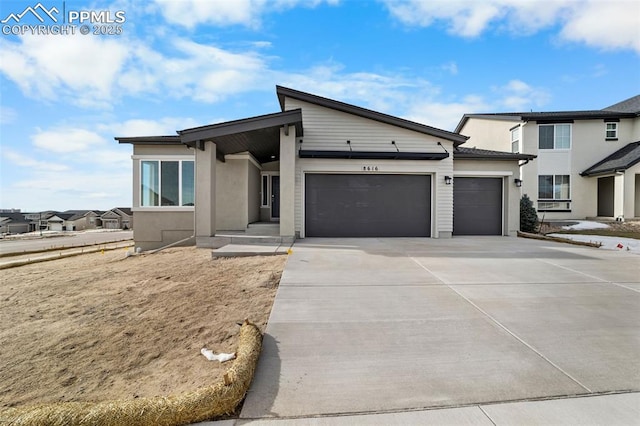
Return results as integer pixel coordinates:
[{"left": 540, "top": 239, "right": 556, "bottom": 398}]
[{"left": 0, "top": 247, "right": 287, "bottom": 408}]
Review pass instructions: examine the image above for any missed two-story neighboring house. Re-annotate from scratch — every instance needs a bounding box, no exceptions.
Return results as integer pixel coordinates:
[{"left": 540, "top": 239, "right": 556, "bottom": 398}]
[{"left": 456, "top": 95, "right": 640, "bottom": 220}]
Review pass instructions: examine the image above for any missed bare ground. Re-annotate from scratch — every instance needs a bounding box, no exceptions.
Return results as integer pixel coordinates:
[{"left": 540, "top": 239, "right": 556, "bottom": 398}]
[
  {"left": 539, "top": 219, "right": 640, "bottom": 238},
  {"left": 0, "top": 247, "right": 287, "bottom": 408}
]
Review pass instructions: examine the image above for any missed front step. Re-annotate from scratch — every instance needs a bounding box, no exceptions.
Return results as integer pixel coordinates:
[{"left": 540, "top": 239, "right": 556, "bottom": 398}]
[{"left": 196, "top": 234, "right": 295, "bottom": 249}]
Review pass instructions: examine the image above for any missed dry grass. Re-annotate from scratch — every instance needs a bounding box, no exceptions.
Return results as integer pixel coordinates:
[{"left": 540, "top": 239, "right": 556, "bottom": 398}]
[{"left": 0, "top": 247, "right": 286, "bottom": 409}]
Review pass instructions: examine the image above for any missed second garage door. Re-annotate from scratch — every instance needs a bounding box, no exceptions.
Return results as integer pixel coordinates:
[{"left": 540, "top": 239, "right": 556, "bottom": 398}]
[
  {"left": 305, "top": 174, "right": 431, "bottom": 237},
  {"left": 453, "top": 177, "right": 503, "bottom": 235}
]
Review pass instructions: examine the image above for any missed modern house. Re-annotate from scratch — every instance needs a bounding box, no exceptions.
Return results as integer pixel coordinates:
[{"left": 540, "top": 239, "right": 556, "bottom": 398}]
[
  {"left": 117, "top": 86, "right": 535, "bottom": 251},
  {"left": 456, "top": 95, "right": 640, "bottom": 221}
]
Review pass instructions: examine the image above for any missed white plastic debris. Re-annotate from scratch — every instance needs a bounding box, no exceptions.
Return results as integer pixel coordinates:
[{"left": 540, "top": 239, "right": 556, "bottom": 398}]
[{"left": 201, "top": 348, "right": 236, "bottom": 362}]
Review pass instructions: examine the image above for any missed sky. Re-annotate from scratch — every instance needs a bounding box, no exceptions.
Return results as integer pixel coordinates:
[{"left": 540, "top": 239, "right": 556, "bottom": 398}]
[{"left": 1, "top": 0, "right": 639, "bottom": 212}]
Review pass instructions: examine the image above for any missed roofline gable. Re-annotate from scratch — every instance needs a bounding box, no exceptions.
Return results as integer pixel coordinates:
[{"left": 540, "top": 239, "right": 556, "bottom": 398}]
[{"left": 276, "top": 85, "right": 468, "bottom": 144}]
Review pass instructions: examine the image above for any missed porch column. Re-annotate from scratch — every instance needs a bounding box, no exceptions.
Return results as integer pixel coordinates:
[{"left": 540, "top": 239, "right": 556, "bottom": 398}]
[
  {"left": 279, "top": 125, "right": 296, "bottom": 237},
  {"left": 195, "top": 141, "right": 217, "bottom": 239},
  {"left": 614, "top": 173, "right": 624, "bottom": 218}
]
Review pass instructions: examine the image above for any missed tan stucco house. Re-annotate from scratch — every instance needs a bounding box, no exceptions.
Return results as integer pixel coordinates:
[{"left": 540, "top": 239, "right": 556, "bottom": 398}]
[
  {"left": 117, "top": 86, "right": 535, "bottom": 251},
  {"left": 456, "top": 95, "right": 640, "bottom": 221}
]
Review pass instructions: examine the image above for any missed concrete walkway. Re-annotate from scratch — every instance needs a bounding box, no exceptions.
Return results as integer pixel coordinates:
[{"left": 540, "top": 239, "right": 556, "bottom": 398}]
[{"left": 238, "top": 237, "right": 639, "bottom": 423}]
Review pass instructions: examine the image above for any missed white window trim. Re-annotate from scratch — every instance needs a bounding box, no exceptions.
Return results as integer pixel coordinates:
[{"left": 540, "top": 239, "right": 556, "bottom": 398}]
[
  {"left": 605, "top": 122, "right": 618, "bottom": 140},
  {"left": 538, "top": 123, "right": 572, "bottom": 150},
  {"left": 138, "top": 158, "right": 195, "bottom": 210}
]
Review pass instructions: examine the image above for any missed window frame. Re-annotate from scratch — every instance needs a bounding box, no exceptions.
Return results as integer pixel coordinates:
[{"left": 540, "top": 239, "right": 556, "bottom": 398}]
[
  {"left": 137, "top": 157, "right": 195, "bottom": 210},
  {"left": 538, "top": 123, "right": 571, "bottom": 150},
  {"left": 605, "top": 122, "right": 618, "bottom": 140},
  {"left": 510, "top": 126, "right": 520, "bottom": 153},
  {"left": 537, "top": 174, "right": 571, "bottom": 212},
  {"left": 261, "top": 174, "right": 270, "bottom": 207}
]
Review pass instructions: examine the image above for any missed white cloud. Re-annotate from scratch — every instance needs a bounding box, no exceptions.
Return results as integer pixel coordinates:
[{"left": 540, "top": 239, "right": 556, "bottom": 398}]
[
  {"left": 383, "top": 0, "right": 640, "bottom": 53},
  {"left": 32, "top": 128, "right": 108, "bottom": 153},
  {"left": 2, "top": 149, "right": 69, "bottom": 172},
  {"left": 560, "top": 1, "right": 640, "bottom": 53},
  {"left": 406, "top": 95, "right": 491, "bottom": 131},
  {"left": 493, "top": 79, "right": 551, "bottom": 110},
  {"left": 105, "top": 117, "right": 201, "bottom": 137},
  {"left": 1, "top": 106, "right": 17, "bottom": 124},
  {"left": 152, "top": 0, "right": 339, "bottom": 29},
  {"left": 441, "top": 62, "right": 458, "bottom": 75},
  {"left": 0, "top": 35, "right": 130, "bottom": 107},
  {"left": 279, "top": 63, "right": 437, "bottom": 113}
]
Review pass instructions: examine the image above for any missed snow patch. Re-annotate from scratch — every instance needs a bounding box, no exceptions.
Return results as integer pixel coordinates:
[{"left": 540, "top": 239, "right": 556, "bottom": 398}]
[{"left": 562, "top": 221, "right": 610, "bottom": 230}]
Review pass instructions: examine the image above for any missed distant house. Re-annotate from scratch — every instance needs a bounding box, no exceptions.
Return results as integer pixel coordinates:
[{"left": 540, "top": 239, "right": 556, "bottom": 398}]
[
  {"left": 46, "top": 213, "right": 75, "bottom": 231},
  {"left": 456, "top": 95, "right": 640, "bottom": 220},
  {"left": 64, "top": 210, "right": 101, "bottom": 231},
  {"left": 101, "top": 207, "right": 133, "bottom": 230},
  {"left": 0, "top": 212, "right": 30, "bottom": 234}
]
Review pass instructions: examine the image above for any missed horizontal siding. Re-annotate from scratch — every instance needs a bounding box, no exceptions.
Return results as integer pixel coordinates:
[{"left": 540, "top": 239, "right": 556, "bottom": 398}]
[{"left": 287, "top": 99, "right": 447, "bottom": 153}]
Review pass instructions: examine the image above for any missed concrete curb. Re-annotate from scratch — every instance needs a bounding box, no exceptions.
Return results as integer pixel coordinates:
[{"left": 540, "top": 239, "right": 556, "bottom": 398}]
[
  {"left": 517, "top": 231, "right": 601, "bottom": 248},
  {"left": 0, "top": 242, "right": 134, "bottom": 270}
]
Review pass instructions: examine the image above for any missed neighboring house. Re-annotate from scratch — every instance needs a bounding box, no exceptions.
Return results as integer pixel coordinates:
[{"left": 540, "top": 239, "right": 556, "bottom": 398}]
[
  {"left": 64, "top": 210, "right": 101, "bottom": 231},
  {"left": 456, "top": 95, "right": 640, "bottom": 220},
  {"left": 24, "top": 211, "right": 55, "bottom": 232},
  {"left": 117, "top": 86, "right": 535, "bottom": 251},
  {"left": 0, "top": 212, "right": 30, "bottom": 234},
  {"left": 101, "top": 207, "right": 133, "bottom": 229},
  {"left": 46, "top": 213, "right": 74, "bottom": 231}
]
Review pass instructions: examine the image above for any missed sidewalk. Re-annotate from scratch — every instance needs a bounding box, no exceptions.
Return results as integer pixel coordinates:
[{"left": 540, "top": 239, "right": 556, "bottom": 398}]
[{"left": 197, "top": 391, "right": 639, "bottom": 425}]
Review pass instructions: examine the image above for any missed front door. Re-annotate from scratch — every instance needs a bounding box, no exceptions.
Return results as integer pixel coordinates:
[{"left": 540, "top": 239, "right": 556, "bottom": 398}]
[
  {"left": 271, "top": 175, "right": 280, "bottom": 219},
  {"left": 597, "top": 176, "right": 614, "bottom": 217}
]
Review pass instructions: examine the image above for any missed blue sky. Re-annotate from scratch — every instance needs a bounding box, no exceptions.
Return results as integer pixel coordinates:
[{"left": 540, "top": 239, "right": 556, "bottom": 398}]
[{"left": 1, "top": 0, "right": 639, "bottom": 212}]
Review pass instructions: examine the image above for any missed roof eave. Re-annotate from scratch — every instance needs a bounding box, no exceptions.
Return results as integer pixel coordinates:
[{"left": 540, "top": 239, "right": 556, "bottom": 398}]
[
  {"left": 178, "top": 109, "right": 303, "bottom": 144},
  {"left": 115, "top": 136, "right": 182, "bottom": 145}
]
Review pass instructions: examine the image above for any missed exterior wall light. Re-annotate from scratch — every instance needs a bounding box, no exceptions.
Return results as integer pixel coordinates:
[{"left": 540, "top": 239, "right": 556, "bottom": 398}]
[
  {"left": 514, "top": 178, "right": 523, "bottom": 187},
  {"left": 444, "top": 176, "right": 452, "bottom": 185}
]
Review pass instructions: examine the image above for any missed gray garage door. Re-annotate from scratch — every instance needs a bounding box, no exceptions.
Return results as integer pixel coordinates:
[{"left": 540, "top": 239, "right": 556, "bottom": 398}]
[
  {"left": 453, "top": 177, "right": 503, "bottom": 235},
  {"left": 305, "top": 174, "right": 431, "bottom": 237}
]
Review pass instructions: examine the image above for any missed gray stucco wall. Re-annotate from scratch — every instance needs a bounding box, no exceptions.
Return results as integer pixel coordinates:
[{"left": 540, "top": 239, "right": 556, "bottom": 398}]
[
  {"left": 133, "top": 211, "right": 194, "bottom": 251},
  {"left": 248, "top": 160, "right": 261, "bottom": 224},
  {"left": 215, "top": 158, "right": 247, "bottom": 230}
]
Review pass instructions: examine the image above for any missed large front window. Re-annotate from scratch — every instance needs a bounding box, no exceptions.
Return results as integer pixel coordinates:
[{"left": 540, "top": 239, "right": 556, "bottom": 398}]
[
  {"left": 141, "top": 160, "right": 194, "bottom": 207},
  {"left": 539, "top": 124, "right": 571, "bottom": 149},
  {"left": 538, "top": 174, "right": 571, "bottom": 211}
]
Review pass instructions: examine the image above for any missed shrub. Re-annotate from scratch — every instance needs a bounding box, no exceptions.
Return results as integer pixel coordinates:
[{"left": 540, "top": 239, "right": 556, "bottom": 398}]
[{"left": 520, "top": 194, "right": 538, "bottom": 233}]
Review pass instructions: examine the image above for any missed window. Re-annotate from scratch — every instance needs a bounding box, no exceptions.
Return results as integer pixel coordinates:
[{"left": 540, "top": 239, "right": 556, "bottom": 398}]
[
  {"left": 141, "top": 160, "right": 194, "bottom": 207},
  {"left": 538, "top": 174, "right": 571, "bottom": 211},
  {"left": 539, "top": 124, "right": 571, "bottom": 149},
  {"left": 511, "top": 127, "right": 520, "bottom": 153},
  {"left": 605, "top": 122, "right": 618, "bottom": 140},
  {"left": 261, "top": 175, "right": 269, "bottom": 207}
]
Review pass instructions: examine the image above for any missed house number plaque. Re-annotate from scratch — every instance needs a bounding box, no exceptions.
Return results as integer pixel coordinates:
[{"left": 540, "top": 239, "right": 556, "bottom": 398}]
[{"left": 362, "top": 166, "right": 379, "bottom": 171}]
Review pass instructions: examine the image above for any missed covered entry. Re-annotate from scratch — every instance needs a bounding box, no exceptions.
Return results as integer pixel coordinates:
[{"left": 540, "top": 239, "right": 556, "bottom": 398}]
[
  {"left": 453, "top": 177, "right": 503, "bottom": 235},
  {"left": 305, "top": 174, "right": 431, "bottom": 237}
]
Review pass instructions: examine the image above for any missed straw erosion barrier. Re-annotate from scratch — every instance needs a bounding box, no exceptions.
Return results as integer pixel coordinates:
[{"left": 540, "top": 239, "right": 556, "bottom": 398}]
[{"left": 0, "top": 321, "right": 262, "bottom": 426}]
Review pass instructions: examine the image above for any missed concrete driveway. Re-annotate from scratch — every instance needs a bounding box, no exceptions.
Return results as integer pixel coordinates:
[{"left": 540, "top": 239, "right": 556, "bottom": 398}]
[{"left": 240, "top": 237, "right": 640, "bottom": 419}]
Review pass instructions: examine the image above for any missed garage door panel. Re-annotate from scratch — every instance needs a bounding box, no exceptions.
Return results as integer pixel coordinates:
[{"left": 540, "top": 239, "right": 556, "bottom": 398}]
[
  {"left": 305, "top": 174, "right": 430, "bottom": 237},
  {"left": 453, "top": 177, "right": 502, "bottom": 236}
]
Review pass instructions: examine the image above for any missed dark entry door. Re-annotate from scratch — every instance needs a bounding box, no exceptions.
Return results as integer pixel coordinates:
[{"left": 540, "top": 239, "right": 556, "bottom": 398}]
[
  {"left": 453, "top": 177, "right": 503, "bottom": 235},
  {"left": 597, "top": 176, "right": 614, "bottom": 217},
  {"left": 271, "top": 175, "right": 280, "bottom": 218},
  {"left": 305, "top": 174, "right": 431, "bottom": 237}
]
